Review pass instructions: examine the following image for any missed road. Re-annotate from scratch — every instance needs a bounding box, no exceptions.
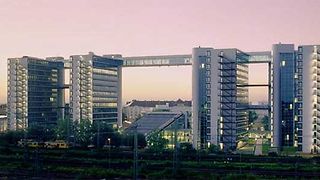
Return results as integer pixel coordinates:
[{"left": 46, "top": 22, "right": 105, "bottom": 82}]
[{"left": 254, "top": 138, "right": 263, "bottom": 155}]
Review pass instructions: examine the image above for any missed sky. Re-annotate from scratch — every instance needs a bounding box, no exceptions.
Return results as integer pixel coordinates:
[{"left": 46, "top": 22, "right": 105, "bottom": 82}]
[{"left": 0, "top": 0, "right": 320, "bottom": 104}]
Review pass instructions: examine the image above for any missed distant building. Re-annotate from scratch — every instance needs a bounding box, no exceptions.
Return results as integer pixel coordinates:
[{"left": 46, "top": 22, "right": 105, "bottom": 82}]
[
  {"left": 123, "top": 99, "right": 191, "bottom": 127},
  {"left": 70, "top": 52, "right": 123, "bottom": 128},
  {"left": 125, "top": 112, "right": 192, "bottom": 148},
  {"left": 0, "top": 115, "right": 7, "bottom": 132},
  {"left": 7, "top": 56, "right": 65, "bottom": 130},
  {"left": 0, "top": 104, "right": 6, "bottom": 115}
]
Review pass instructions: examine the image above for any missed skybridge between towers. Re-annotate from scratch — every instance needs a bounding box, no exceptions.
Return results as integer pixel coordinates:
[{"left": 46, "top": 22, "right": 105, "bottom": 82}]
[
  {"left": 122, "top": 52, "right": 271, "bottom": 67},
  {"left": 123, "top": 52, "right": 272, "bottom": 111}
]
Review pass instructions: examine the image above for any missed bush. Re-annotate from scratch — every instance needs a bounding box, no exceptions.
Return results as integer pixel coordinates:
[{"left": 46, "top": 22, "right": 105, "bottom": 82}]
[{"left": 0, "top": 130, "right": 24, "bottom": 146}]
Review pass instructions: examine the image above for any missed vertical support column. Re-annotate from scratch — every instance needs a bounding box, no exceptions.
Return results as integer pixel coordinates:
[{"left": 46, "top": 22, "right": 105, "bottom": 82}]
[
  {"left": 57, "top": 65, "right": 65, "bottom": 120},
  {"left": 192, "top": 48, "right": 200, "bottom": 149},
  {"left": 133, "top": 125, "right": 138, "bottom": 180},
  {"left": 268, "top": 61, "right": 272, "bottom": 133},
  {"left": 117, "top": 66, "right": 123, "bottom": 128}
]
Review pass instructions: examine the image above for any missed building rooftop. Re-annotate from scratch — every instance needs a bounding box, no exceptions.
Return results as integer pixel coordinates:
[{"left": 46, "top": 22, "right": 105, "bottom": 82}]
[
  {"left": 125, "top": 112, "right": 182, "bottom": 136},
  {"left": 125, "top": 99, "right": 191, "bottom": 107}
]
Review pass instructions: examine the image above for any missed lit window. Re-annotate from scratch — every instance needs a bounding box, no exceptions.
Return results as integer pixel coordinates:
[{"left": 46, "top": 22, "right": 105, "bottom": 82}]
[{"left": 281, "top": 60, "right": 286, "bottom": 66}]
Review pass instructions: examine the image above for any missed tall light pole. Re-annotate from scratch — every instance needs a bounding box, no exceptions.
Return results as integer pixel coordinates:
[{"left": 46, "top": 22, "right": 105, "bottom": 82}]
[
  {"left": 173, "top": 117, "right": 178, "bottom": 176},
  {"left": 133, "top": 124, "right": 138, "bottom": 180},
  {"left": 97, "top": 120, "right": 101, "bottom": 148},
  {"left": 108, "top": 138, "right": 111, "bottom": 168}
]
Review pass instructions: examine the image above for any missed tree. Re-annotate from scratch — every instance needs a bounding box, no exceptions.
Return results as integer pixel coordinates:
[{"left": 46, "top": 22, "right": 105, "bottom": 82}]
[
  {"left": 207, "top": 144, "right": 222, "bottom": 154},
  {"left": 27, "top": 125, "right": 55, "bottom": 141},
  {"left": 262, "top": 115, "right": 269, "bottom": 131},
  {"left": 147, "top": 132, "right": 169, "bottom": 152},
  {"left": 248, "top": 111, "right": 258, "bottom": 124},
  {"left": 74, "top": 119, "right": 93, "bottom": 147},
  {"left": 121, "top": 133, "right": 147, "bottom": 148},
  {"left": 179, "top": 143, "right": 196, "bottom": 154},
  {"left": 0, "top": 130, "right": 24, "bottom": 146},
  {"left": 54, "top": 118, "right": 71, "bottom": 140},
  {"left": 92, "top": 121, "right": 122, "bottom": 148}
]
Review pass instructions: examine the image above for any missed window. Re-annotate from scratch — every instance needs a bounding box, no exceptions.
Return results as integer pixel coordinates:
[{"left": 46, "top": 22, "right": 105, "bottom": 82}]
[
  {"left": 207, "top": 128, "right": 211, "bottom": 133},
  {"left": 207, "top": 102, "right": 211, "bottom": 108},
  {"left": 206, "top": 50, "right": 211, "bottom": 57},
  {"left": 298, "top": 82, "right": 302, "bottom": 88},
  {"left": 298, "top": 47, "right": 303, "bottom": 53},
  {"left": 297, "top": 61, "right": 302, "bottom": 67},
  {"left": 281, "top": 60, "right": 286, "bottom": 66},
  {"left": 297, "top": 68, "right": 302, "bottom": 73}
]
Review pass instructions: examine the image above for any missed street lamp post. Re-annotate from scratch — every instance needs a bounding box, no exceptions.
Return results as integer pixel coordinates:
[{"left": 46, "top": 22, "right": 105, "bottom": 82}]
[
  {"left": 107, "top": 138, "right": 111, "bottom": 168},
  {"left": 133, "top": 125, "right": 138, "bottom": 180}
]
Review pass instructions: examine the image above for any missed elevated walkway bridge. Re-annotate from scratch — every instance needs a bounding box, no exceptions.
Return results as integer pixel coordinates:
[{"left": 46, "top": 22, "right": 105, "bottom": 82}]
[{"left": 122, "top": 51, "right": 271, "bottom": 67}]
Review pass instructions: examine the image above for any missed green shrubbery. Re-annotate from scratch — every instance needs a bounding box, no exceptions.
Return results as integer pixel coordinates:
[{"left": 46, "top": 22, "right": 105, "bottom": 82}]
[{"left": 0, "top": 118, "right": 147, "bottom": 149}]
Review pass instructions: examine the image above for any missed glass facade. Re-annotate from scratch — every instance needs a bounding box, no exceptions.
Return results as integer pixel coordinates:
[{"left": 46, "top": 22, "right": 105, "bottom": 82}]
[
  {"left": 279, "top": 53, "right": 295, "bottom": 147},
  {"left": 27, "top": 59, "right": 64, "bottom": 127},
  {"left": 197, "top": 52, "right": 212, "bottom": 148},
  {"left": 7, "top": 57, "right": 64, "bottom": 130},
  {"left": 92, "top": 55, "right": 122, "bottom": 125}
]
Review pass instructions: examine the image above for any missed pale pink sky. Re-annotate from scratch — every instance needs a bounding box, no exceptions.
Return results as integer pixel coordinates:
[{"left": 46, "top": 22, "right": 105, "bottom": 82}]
[{"left": 1, "top": 0, "right": 320, "bottom": 104}]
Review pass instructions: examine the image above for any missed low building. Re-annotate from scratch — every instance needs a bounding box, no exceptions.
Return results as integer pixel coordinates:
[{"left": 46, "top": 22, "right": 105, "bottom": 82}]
[
  {"left": 0, "top": 115, "right": 7, "bottom": 132},
  {"left": 0, "top": 104, "right": 6, "bottom": 115},
  {"left": 123, "top": 99, "right": 191, "bottom": 126},
  {"left": 125, "top": 112, "right": 192, "bottom": 148}
]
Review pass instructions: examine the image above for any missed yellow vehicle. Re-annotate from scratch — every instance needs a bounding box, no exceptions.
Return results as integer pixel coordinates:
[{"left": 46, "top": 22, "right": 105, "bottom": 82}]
[
  {"left": 18, "top": 139, "right": 69, "bottom": 149},
  {"left": 45, "top": 140, "right": 69, "bottom": 149},
  {"left": 18, "top": 139, "right": 44, "bottom": 148}
]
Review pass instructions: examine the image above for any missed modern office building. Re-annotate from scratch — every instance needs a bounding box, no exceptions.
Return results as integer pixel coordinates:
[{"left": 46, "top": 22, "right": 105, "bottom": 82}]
[
  {"left": 192, "top": 47, "right": 249, "bottom": 151},
  {"left": 7, "top": 56, "right": 65, "bottom": 130},
  {"left": 272, "top": 44, "right": 320, "bottom": 153},
  {"left": 7, "top": 44, "right": 320, "bottom": 154},
  {"left": 296, "top": 45, "right": 320, "bottom": 153},
  {"left": 70, "top": 52, "right": 123, "bottom": 128},
  {"left": 271, "top": 44, "right": 295, "bottom": 150}
]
